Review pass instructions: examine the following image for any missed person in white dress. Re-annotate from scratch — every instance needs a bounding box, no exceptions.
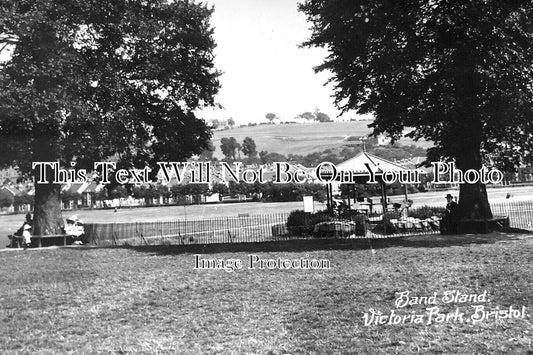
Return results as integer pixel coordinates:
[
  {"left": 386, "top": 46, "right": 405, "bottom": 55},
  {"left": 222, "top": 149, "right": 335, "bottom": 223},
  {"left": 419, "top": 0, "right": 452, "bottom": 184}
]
[{"left": 22, "top": 222, "right": 32, "bottom": 249}]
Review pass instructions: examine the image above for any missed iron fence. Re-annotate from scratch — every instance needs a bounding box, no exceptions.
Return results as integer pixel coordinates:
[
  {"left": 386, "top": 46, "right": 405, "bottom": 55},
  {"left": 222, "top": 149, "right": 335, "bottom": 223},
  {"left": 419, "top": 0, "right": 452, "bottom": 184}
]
[
  {"left": 491, "top": 201, "right": 533, "bottom": 230},
  {"left": 82, "top": 201, "right": 533, "bottom": 247},
  {"left": 84, "top": 213, "right": 290, "bottom": 246}
]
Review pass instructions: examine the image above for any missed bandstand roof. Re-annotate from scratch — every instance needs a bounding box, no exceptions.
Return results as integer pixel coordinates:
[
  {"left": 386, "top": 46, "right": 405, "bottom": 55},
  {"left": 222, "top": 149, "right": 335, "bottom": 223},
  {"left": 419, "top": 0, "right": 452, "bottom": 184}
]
[{"left": 335, "top": 151, "right": 408, "bottom": 182}]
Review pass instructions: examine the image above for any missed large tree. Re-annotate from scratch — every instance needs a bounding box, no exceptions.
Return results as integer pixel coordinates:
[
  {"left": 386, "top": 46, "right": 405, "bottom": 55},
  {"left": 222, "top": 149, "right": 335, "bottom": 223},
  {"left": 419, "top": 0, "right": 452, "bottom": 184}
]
[
  {"left": 220, "top": 137, "right": 239, "bottom": 160},
  {"left": 299, "top": 0, "right": 533, "bottom": 220},
  {"left": 241, "top": 136, "right": 257, "bottom": 160},
  {"left": 314, "top": 111, "right": 332, "bottom": 123},
  {"left": 265, "top": 113, "right": 278, "bottom": 123},
  {"left": 0, "top": 0, "right": 220, "bottom": 234}
]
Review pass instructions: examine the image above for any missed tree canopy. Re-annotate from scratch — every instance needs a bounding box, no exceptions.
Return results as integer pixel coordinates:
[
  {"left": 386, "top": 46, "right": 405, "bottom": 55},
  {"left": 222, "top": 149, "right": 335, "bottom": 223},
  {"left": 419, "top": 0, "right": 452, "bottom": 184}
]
[
  {"left": 300, "top": 0, "right": 533, "bottom": 220},
  {"left": 220, "top": 137, "right": 239, "bottom": 160},
  {"left": 198, "top": 140, "right": 216, "bottom": 161},
  {"left": 296, "top": 110, "right": 332, "bottom": 122},
  {"left": 265, "top": 113, "right": 278, "bottom": 122},
  {"left": 0, "top": 0, "right": 221, "bottom": 233},
  {"left": 241, "top": 137, "right": 257, "bottom": 159},
  {"left": 314, "top": 111, "right": 332, "bottom": 122},
  {"left": 259, "top": 151, "right": 287, "bottom": 165}
]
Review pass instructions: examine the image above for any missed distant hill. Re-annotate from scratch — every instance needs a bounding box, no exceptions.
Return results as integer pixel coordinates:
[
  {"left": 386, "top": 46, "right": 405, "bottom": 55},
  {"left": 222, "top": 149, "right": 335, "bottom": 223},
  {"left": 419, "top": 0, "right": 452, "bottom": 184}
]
[{"left": 211, "top": 122, "right": 432, "bottom": 159}]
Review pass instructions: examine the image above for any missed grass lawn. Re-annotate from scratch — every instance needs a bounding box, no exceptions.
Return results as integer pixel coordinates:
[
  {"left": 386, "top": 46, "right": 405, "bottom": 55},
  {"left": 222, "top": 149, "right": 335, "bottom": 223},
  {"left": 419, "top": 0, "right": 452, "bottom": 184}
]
[
  {"left": 1, "top": 233, "right": 532, "bottom": 354},
  {"left": 3, "top": 185, "right": 533, "bottom": 249},
  {"left": 0, "top": 201, "right": 323, "bottom": 248}
]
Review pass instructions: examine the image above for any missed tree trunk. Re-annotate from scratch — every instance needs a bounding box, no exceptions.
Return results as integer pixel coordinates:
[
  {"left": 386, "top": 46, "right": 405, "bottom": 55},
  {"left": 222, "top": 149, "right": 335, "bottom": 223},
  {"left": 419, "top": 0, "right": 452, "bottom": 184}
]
[
  {"left": 33, "top": 182, "right": 64, "bottom": 235},
  {"left": 455, "top": 145, "right": 493, "bottom": 220}
]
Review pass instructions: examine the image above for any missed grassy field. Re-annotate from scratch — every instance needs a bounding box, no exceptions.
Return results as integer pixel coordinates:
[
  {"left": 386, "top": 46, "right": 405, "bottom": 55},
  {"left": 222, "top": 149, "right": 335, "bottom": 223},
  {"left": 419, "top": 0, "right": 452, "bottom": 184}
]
[
  {"left": 212, "top": 122, "right": 432, "bottom": 158},
  {"left": 0, "top": 202, "right": 323, "bottom": 248},
  {"left": 3, "top": 185, "right": 533, "bottom": 249},
  {"left": 1, "top": 233, "right": 532, "bottom": 354}
]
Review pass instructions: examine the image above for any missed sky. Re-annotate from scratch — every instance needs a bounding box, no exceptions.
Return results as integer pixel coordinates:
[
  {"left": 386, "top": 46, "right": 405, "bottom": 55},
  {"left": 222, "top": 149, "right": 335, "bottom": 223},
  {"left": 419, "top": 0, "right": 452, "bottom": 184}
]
[
  {"left": 0, "top": 0, "right": 366, "bottom": 124},
  {"left": 199, "top": 0, "right": 363, "bottom": 124}
]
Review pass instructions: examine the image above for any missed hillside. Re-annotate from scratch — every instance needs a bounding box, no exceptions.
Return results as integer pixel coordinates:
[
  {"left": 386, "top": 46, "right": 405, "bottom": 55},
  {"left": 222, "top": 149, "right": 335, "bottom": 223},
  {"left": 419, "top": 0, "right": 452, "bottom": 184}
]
[{"left": 211, "top": 121, "right": 432, "bottom": 159}]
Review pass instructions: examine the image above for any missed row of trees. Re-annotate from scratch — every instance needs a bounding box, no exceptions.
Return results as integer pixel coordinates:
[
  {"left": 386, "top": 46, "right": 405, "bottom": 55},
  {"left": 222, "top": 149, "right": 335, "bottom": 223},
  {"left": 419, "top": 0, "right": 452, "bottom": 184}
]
[
  {"left": 217, "top": 139, "right": 426, "bottom": 166},
  {"left": 102, "top": 180, "right": 423, "bottom": 206},
  {"left": 55, "top": 182, "right": 329, "bottom": 206},
  {"left": 265, "top": 110, "right": 333, "bottom": 123},
  {"left": 209, "top": 109, "right": 334, "bottom": 130},
  {"left": 0, "top": 191, "right": 33, "bottom": 209},
  {"left": 16, "top": 194, "right": 33, "bottom": 208},
  {"left": 1, "top": 178, "right": 426, "bottom": 211},
  {"left": 219, "top": 137, "right": 257, "bottom": 161},
  {"left": 295, "top": 111, "right": 332, "bottom": 122}
]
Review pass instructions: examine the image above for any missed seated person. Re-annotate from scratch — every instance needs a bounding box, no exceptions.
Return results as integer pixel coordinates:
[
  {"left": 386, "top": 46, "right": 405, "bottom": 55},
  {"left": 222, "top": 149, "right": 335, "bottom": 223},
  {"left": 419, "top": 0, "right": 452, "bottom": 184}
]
[
  {"left": 22, "top": 222, "right": 32, "bottom": 248},
  {"left": 64, "top": 215, "right": 85, "bottom": 245},
  {"left": 7, "top": 213, "right": 32, "bottom": 248}
]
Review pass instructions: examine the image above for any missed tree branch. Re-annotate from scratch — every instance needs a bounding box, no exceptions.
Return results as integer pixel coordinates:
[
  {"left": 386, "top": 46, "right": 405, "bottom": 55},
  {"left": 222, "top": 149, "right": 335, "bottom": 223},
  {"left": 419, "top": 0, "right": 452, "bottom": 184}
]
[
  {"left": 0, "top": 34, "right": 19, "bottom": 44},
  {"left": 0, "top": 41, "right": 13, "bottom": 54}
]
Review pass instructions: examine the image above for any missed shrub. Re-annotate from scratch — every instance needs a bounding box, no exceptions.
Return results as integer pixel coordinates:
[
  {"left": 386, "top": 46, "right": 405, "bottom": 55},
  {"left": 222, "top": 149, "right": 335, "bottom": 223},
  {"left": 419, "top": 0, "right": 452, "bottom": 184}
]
[
  {"left": 286, "top": 210, "right": 333, "bottom": 237},
  {"left": 382, "top": 211, "right": 401, "bottom": 221},
  {"left": 368, "top": 211, "right": 401, "bottom": 235},
  {"left": 409, "top": 205, "right": 446, "bottom": 219},
  {"left": 286, "top": 210, "right": 312, "bottom": 236},
  {"left": 0, "top": 191, "right": 14, "bottom": 208}
]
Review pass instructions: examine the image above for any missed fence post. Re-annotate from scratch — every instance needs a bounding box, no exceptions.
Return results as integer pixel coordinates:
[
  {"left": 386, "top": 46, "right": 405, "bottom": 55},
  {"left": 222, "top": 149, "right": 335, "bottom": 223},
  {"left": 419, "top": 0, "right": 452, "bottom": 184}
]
[
  {"left": 135, "top": 222, "right": 141, "bottom": 245},
  {"left": 112, "top": 230, "right": 118, "bottom": 246}
]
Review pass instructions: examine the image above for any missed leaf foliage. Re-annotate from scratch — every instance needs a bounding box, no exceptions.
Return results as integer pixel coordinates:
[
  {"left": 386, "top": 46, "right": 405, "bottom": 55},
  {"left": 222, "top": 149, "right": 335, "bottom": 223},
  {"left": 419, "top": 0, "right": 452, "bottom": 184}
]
[
  {"left": 299, "top": 0, "right": 533, "bottom": 170},
  {"left": 0, "top": 0, "right": 221, "bottom": 174}
]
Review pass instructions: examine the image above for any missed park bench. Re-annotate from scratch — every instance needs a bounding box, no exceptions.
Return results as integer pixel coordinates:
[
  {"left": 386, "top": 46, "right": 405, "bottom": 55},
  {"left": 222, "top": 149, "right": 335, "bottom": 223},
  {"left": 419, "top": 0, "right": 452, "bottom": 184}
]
[
  {"left": 13, "top": 234, "right": 75, "bottom": 248},
  {"left": 456, "top": 216, "right": 510, "bottom": 234}
]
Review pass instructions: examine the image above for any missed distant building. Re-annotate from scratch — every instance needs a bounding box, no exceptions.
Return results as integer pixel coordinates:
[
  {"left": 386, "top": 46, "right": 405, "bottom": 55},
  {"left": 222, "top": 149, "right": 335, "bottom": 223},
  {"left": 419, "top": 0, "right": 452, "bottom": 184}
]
[
  {"left": 0, "top": 185, "right": 30, "bottom": 212},
  {"left": 377, "top": 134, "right": 392, "bottom": 146},
  {"left": 0, "top": 167, "right": 20, "bottom": 183},
  {"left": 61, "top": 181, "right": 105, "bottom": 208},
  {"left": 1, "top": 185, "right": 23, "bottom": 198}
]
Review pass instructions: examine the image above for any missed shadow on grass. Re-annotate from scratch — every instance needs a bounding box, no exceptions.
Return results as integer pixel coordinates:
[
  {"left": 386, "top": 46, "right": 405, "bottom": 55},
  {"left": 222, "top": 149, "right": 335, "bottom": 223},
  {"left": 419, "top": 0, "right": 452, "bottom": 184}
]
[{"left": 114, "top": 230, "right": 531, "bottom": 256}]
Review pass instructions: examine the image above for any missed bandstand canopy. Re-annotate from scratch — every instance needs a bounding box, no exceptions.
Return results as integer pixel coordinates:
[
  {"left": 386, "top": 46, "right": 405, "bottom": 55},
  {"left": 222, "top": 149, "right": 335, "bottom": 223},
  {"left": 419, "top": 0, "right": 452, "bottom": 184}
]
[
  {"left": 335, "top": 151, "right": 408, "bottom": 180},
  {"left": 324, "top": 151, "right": 412, "bottom": 215}
]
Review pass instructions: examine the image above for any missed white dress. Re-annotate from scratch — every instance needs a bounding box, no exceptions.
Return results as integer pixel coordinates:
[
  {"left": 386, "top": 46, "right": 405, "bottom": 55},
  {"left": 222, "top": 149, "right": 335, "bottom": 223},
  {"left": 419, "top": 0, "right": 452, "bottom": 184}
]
[{"left": 22, "top": 224, "right": 31, "bottom": 244}]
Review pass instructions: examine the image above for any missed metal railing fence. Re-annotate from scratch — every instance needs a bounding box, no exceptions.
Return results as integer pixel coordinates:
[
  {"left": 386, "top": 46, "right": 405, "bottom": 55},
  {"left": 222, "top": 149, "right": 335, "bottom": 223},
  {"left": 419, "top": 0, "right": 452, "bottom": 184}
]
[{"left": 82, "top": 201, "right": 533, "bottom": 247}]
